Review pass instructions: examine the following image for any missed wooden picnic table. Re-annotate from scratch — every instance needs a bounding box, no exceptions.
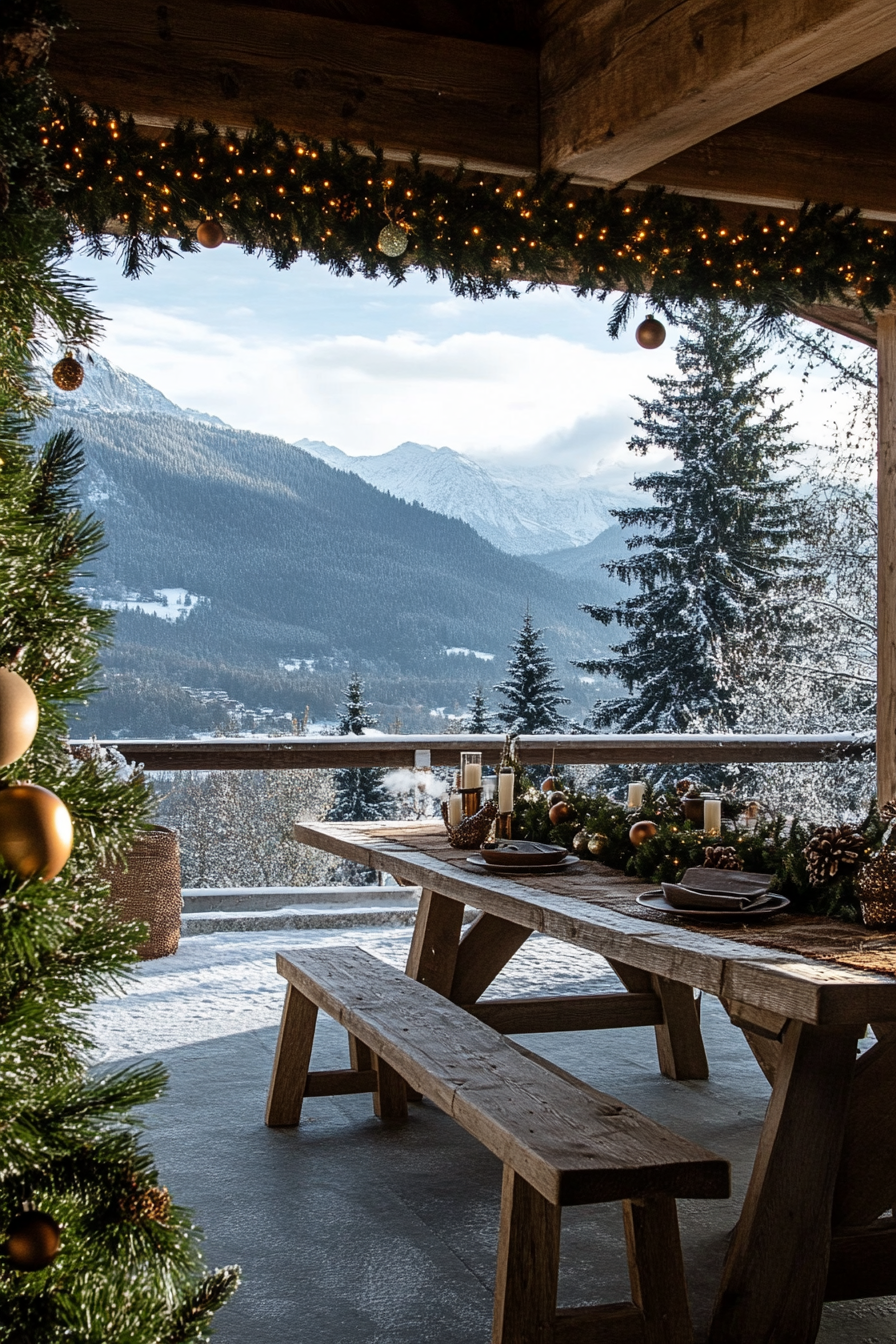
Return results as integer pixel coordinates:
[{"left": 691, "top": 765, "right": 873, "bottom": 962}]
[{"left": 294, "top": 819, "right": 896, "bottom": 1344}]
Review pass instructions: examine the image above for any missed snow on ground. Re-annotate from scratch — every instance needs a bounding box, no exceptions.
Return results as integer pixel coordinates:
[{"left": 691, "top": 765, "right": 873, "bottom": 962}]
[
  {"left": 100, "top": 587, "right": 204, "bottom": 623},
  {"left": 89, "top": 927, "right": 617, "bottom": 1064},
  {"left": 444, "top": 647, "right": 495, "bottom": 661}
]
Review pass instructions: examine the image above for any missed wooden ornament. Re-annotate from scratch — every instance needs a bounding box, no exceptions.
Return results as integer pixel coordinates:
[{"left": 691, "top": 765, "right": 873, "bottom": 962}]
[
  {"left": 377, "top": 223, "right": 408, "bottom": 257},
  {"left": 0, "top": 668, "right": 39, "bottom": 767},
  {"left": 0, "top": 783, "right": 73, "bottom": 881},
  {"left": 629, "top": 820, "right": 658, "bottom": 846},
  {"left": 196, "top": 220, "right": 226, "bottom": 248},
  {"left": 52, "top": 352, "right": 84, "bottom": 392},
  {"left": 5, "top": 1210, "right": 61, "bottom": 1271},
  {"left": 635, "top": 315, "right": 666, "bottom": 349},
  {"left": 549, "top": 801, "right": 570, "bottom": 824}
]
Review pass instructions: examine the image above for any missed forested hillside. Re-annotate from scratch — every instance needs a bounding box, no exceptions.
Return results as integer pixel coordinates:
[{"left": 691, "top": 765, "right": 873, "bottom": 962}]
[{"left": 38, "top": 403, "right": 609, "bottom": 735}]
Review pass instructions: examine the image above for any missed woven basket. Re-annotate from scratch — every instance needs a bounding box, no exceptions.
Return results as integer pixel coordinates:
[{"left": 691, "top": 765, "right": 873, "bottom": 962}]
[
  {"left": 440, "top": 800, "right": 498, "bottom": 849},
  {"left": 104, "top": 826, "right": 182, "bottom": 960}
]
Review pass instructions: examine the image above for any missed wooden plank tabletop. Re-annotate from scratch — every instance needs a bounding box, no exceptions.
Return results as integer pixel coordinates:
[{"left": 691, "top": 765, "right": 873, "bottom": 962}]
[{"left": 294, "top": 820, "right": 896, "bottom": 1026}]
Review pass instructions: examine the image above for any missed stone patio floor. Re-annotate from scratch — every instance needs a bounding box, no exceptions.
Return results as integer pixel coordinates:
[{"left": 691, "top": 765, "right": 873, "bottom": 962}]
[{"left": 96, "top": 927, "right": 896, "bottom": 1344}]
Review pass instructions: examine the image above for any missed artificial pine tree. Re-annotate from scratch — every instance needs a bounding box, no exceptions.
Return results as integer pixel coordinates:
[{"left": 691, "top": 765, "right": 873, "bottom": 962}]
[
  {"left": 494, "top": 612, "right": 571, "bottom": 735},
  {"left": 579, "top": 302, "right": 804, "bottom": 738},
  {"left": 463, "top": 684, "right": 494, "bottom": 733},
  {"left": 0, "top": 416, "right": 238, "bottom": 1335},
  {"left": 327, "top": 677, "right": 394, "bottom": 883}
]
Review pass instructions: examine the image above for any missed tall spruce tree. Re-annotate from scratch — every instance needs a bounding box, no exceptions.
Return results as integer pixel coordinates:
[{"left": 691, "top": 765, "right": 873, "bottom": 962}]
[
  {"left": 463, "top": 683, "right": 494, "bottom": 733},
  {"left": 494, "top": 612, "right": 570, "bottom": 734},
  {"left": 327, "top": 675, "right": 394, "bottom": 824},
  {"left": 0, "top": 417, "right": 238, "bottom": 1335},
  {"left": 579, "top": 303, "right": 804, "bottom": 736}
]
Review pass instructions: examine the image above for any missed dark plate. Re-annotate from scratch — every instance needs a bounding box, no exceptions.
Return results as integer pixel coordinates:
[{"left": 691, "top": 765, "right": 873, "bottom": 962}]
[
  {"left": 466, "top": 854, "right": 580, "bottom": 875},
  {"left": 480, "top": 841, "right": 567, "bottom": 868},
  {"left": 637, "top": 889, "right": 790, "bottom": 919}
]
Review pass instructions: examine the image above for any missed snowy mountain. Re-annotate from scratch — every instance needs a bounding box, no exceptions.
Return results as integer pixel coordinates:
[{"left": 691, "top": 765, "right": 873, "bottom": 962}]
[
  {"left": 295, "top": 438, "right": 631, "bottom": 555},
  {"left": 40, "top": 353, "right": 226, "bottom": 425}
]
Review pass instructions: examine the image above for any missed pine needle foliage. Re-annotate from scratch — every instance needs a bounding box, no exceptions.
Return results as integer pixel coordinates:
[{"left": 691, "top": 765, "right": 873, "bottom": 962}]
[
  {"left": 494, "top": 612, "right": 571, "bottom": 735},
  {"left": 0, "top": 414, "right": 239, "bottom": 1332},
  {"left": 327, "top": 675, "right": 394, "bottom": 824},
  {"left": 579, "top": 303, "right": 806, "bottom": 737},
  {"left": 463, "top": 684, "right": 494, "bottom": 734}
]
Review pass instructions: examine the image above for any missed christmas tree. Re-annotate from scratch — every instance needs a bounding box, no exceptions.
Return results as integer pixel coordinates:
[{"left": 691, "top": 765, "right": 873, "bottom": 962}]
[
  {"left": 463, "top": 683, "right": 494, "bottom": 733},
  {"left": 0, "top": 415, "right": 238, "bottom": 1333},
  {"left": 494, "top": 612, "right": 571, "bottom": 735},
  {"left": 579, "top": 302, "right": 804, "bottom": 737},
  {"left": 327, "top": 676, "right": 394, "bottom": 867}
]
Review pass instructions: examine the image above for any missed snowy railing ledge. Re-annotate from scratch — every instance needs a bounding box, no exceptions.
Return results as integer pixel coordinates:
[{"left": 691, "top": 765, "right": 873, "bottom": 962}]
[{"left": 69, "top": 732, "right": 875, "bottom": 772}]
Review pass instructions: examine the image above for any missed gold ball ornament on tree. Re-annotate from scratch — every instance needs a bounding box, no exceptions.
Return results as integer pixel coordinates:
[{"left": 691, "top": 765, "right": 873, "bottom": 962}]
[
  {"left": 629, "top": 820, "right": 658, "bottom": 847},
  {"left": 377, "top": 223, "right": 408, "bottom": 258},
  {"left": 541, "top": 776, "right": 558, "bottom": 794},
  {"left": 52, "top": 352, "right": 83, "bottom": 392},
  {"left": 5, "top": 1210, "right": 61, "bottom": 1271},
  {"left": 549, "top": 800, "right": 571, "bottom": 825},
  {"left": 0, "top": 783, "right": 73, "bottom": 881},
  {"left": 196, "top": 220, "right": 225, "bottom": 248},
  {"left": 571, "top": 828, "right": 590, "bottom": 854},
  {"left": 0, "top": 667, "right": 39, "bottom": 767},
  {"left": 547, "top": 791, "right": 566, "bottom": 808},
  {"left": 587, "top": 832, "right": 608, "bottom": 856},
  {"left": 635, "top": 315, "right": 666, "bottom": 350}
]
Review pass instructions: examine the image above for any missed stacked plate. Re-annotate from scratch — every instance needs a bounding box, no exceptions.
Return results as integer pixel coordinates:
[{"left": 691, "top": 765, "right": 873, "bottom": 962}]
[
  {"left": 467, "top": 841, "right": 579, "bottom": 875},
  {"left": 637, "top": 867, "right": 789, "bottom": 919}
]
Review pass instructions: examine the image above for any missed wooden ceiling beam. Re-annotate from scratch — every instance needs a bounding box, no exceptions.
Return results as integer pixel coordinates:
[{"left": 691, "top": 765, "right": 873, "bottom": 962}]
[
  {"left": 48, "top": 0, "right": 539, "bottom": 175},
  {"left": 540, "top": 0, "right": 896, "bottom": 185},
  {"left": 631, "top": 91, "right": 896, "bottom": 220}
]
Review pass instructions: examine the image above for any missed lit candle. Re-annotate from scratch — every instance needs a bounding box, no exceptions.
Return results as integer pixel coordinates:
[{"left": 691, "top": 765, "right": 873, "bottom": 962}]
[
  {"left": 703, "top": 798, "right": 722, "bottom": 835},
  {"left": 448, "top": 793, "right": 463, "bottom": 827},
  {"left": 627, "top": 781, "right": 646, "bottom": 810},
  {"left": 498, "top": 768, "right": 515, "bottom": 814},
  {"left": 461, "top": 752, "right": 482, "bottom": 789}
]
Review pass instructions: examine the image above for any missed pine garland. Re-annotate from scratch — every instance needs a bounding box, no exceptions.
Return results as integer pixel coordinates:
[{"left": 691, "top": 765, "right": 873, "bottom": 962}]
[{"left": 32, "top": 98, "right": 896, "bottom": 325}]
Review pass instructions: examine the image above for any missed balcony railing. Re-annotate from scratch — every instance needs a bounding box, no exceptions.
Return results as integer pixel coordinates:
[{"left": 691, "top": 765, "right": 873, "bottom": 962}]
[{"left": 74, "top": 732, "right": 874, "bottom": 771}]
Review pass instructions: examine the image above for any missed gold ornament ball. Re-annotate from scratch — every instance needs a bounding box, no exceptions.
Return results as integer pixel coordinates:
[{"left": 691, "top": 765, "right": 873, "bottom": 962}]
[
  {"left": 5, "top": 1211, "right": 61, "bottom": 1272},
  {"left": 856, "top": 849, "right": 896, "bottom": 929},
  {"left": 635, "top": 316, "right": 666, "bottom": 350},
  {"left": 547, "top": 790, "right": 566, "bottom": 808},
  {"left": 540, "top": 776, "right": 558, "bottom": 793},
  {"left": 629, "top": 819, "right": 658, "bottom": 847},
  {"left": 571, "top": 828, "right": 590, "bottom": 854},
  {"left": 52, "top": 353, "right": 83, "bottom": 392},
  {"left": 0, "top": 668, "right": 39, "bottom": 768},
  {"left": 549, "top": 801, "right": 571, "bottom": 825},
  {"left": 378, "top": 223, "right": 408, "bottom": 258},
  {"left": 196, "top": 220, "right": 226, "bottom": 248},
  {"left": 0, "top": 783, "right": 73, "bottom": 881},
  {"left": 587, "top": 832, "right": 608, "bottom": 856}
]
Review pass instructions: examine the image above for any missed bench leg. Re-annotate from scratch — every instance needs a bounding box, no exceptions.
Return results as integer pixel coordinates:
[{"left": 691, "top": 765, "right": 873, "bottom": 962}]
[
  {"left": 372, "top": 1054, "right": 408, "bottom": 1121},
  {"left": 493, "top": 1167, "right": 561, "bottom": 1344},
  {"left": 624, "top": 1195, "right": 693, "bottom": 1344},
  {"left": 265, "top": 983, "right": 318, "bottom": 1127}
]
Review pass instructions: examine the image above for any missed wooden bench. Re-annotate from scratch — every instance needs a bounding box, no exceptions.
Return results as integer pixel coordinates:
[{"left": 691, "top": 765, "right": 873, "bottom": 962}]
[{"left": 266, "top": 947, "right": 730, "bottom": 1344}]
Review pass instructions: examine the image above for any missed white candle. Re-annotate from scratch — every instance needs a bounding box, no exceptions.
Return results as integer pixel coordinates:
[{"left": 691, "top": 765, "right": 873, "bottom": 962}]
[
  {"left": 461, "top": 751, "right": 482, "bottom": 789},
  {"left": 498, "top": 769, "right": 515, "bottom": 814},
  {"left": 448, "top": 793, "right": 463, "bottom": 827},
  {"left": 627, "top": 781, "right": 646, "bottom": 810},
  {"left": 703, "top": 798, "right": 722, "bottom": 835}
]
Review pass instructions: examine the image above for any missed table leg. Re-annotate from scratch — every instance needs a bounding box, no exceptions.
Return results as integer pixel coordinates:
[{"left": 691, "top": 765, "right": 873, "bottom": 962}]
[
  {"left": 450, "top": 912, "right": 532, "bottom": 1005},
  {"left": 832, "top": 1027, "right": 896, "bottom": 1228},
  {"left": 709, "top": 1020, "right": 862, "bottom": 1344},
  {"left": 607, "top": 958, "right": 708, "bottom": 1081},
  {"left": 405, "top": 887, "right": 466, "bottom": 995}
]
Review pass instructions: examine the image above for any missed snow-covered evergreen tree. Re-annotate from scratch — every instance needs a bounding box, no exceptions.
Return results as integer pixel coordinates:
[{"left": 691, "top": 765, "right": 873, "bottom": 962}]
[
  {"left": 327, "top": 675, "right": 394, "bottom": 874},
  {"left": 463, "top": 683, "right": 494, "bottom": 733},
  {"left": 495, "top": 612, "right": 570, "bottom": 734},
  {"left": 579, "top": 303, "right": 805, "bottom": 735}
]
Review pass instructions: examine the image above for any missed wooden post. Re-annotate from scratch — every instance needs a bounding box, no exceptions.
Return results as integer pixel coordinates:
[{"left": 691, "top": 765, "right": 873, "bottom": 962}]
[{"left": 878, "top": 312, "right": 896, "bottom": 805}]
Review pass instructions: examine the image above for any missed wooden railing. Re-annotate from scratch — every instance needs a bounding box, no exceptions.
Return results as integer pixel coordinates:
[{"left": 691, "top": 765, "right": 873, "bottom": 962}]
[{"left": 73, "top": 733, "right": 875, "bottom": 771}]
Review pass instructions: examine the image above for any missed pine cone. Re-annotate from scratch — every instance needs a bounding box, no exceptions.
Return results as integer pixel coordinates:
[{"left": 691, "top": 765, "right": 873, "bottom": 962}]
[
  {"left": 703, "top": 845, "right": 742, "bottom": 871},
  {"left": 120, "top": 1179, "right": 171, "bottom": 1223},
  {"left": 803, "top": 824, "right": 866, "bottom": 887}
]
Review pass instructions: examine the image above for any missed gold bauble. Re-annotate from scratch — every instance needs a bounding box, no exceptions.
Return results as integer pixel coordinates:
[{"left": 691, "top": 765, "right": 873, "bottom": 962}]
[
  {"left": 52, "top": 353, "right": 84, "bottom": 392},
  {"left": 0, "top": 668, "right": 39, "bottom": 767},
  {"left": 549, "top": 800, "right": 571, "bottom": 824},
  {"left": 377, "top": 223, "right": 408, "bottom": 257},
  {"left": 541, "top": 776, "right": 558, "bottom": 793},
  {"left": 5, "top": 1210, "right": 61, "bottom": 1271},
  {"left": 572, "top": 828, "right": 590, "bottom": 854},
  {"left": 629, "top": 819, "right": 658, "bottom": 847},
  {"left": 635, "top": 316, "right": 666, "bottom": 350},
  {"left": 547, "top": 791, "right": 566, "bottom": 808},
  {"left": 196, "top": 220, "right": 225, "bottom": 248},
  {"left": 855, "top": 847, "right": 896, "bottom": 929},
  {"left": 0, "top": 783, "right": 73, "bottom": 881},
  {"left": 587, "top": 832, "right": 608, "bottom": 856}
]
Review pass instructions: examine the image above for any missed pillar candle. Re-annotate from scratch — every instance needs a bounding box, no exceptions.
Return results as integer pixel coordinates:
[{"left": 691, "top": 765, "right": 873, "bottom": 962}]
[
  {"left": 703, "top": 798, "right": 722, "bottom": 835},
  {"left": 498, "top": 768, "right": 515, "bottom": 814},
  {"left": 448, "top": 793, "right": 463, "bottom": 827},
  {"left": 462, "top": 757, "right": 482, "bottom": 789},
  {"left": 627, "top": 781, "right": 646, "bottom": 810}
]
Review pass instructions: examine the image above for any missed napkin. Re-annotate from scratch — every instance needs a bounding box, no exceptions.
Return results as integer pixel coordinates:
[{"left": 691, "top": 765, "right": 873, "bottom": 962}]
[
  {"left": 660, "top": 882, "right": 771, "bottom": 911},
  {"left": 661, "top": 867, "right": 774, "bottom": 911}
]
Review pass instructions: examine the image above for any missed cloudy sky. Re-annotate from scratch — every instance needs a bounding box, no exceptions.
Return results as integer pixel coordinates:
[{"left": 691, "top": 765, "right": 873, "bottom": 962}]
[{"left": 67, "top": 243, "right": 864, "bottom": 493}]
